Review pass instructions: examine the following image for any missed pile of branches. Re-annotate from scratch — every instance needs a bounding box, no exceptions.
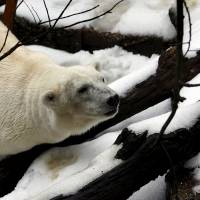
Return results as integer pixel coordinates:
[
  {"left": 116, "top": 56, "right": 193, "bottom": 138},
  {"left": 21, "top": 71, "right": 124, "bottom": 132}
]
[{"left": 0, "top": 0, "right": 200, "bottom": 199}]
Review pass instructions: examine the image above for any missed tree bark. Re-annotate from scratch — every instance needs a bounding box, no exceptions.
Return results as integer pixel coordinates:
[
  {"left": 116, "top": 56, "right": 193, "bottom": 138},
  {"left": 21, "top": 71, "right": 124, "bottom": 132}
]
[
  {"left": 8, "top": 16, "right": 175, "bottom": 57},
  {"left": 3, "top": 0, "right": 17, "bottom": 29}
]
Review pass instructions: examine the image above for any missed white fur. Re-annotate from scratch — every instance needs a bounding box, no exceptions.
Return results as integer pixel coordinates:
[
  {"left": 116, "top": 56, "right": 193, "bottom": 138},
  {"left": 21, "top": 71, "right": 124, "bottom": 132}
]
[{"left": 0, "top": 22, "right": 117, "bottom": 155}]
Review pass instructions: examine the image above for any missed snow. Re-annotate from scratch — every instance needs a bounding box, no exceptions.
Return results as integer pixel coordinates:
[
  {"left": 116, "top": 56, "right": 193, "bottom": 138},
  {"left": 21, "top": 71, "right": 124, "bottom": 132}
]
[
  {"left": 1, "top": 0, "right": 200, "bottom": 199},
  {"left": 27, "top": 45, "right": 159, "bottom": 84},
  {"left": 104, "top": 99, "right": 171, "bottom": 133},
  {"left": 3, "top": 98, "right": 200, "bottom": 200},
  {"left": 109, "top": 54, "right": 159, "bottom": 95},
  {"left": 1, "top": 132, "right": 122, "bottom": 200},
  {"left": 183, "top": 0, "right": 200, "bottom": 57},
  {"left": 113, "top": 1, "right": 176, "bottom": 40},
  {"left": 0, "top": 0, "right": 176, "bottom": 39},
  {"left": 185, "top": 157, "right": 200, "bottom": 194},
  {"left": 128, "top": 102, "right": 200, "bottom": 135},
  {"left": 128, "top": 175, "right": 166, "bottom": 200},
  {"left": 180, "top": 73, "right": 200, "bottom": 106}
]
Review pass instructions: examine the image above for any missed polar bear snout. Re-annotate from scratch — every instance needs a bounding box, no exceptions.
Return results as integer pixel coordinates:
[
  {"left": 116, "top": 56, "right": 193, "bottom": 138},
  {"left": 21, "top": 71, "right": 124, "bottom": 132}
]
[
  {"left": 106, "top": 94, "right": 119, "bottom": 107},
  {"left": 103, "top": 92, "right": 120, "bottom": 116}
]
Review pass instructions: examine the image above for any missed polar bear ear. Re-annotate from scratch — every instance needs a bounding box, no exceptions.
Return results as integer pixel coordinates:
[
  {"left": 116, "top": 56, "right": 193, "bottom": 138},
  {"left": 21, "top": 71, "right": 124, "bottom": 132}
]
[
  {"left": 42, "top": 91, "right": 57, "bottom": 107},
  {"left": 88, "top": 62, "right": 100, "bottom": 72}
]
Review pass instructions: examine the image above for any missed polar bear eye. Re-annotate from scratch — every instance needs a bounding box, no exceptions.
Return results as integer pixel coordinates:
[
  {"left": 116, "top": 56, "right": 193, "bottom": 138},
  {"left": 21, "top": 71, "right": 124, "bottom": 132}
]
[
  {"left": 44, "top": 92, "right": 56, "bottom": 103},
  {"left": 47, "top": 93, "right": 55, "bottom": 101},
  {"left": 78, "top": 85, "right": 89, "bottom": 94},
  {"left": 102, "top": 78, "right": 105, "bottom": 82}
]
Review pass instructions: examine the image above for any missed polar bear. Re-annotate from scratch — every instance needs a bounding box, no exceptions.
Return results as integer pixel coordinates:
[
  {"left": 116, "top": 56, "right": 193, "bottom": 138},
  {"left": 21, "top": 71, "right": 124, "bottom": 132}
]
[{"left": 0, "top": 21, "right": 119, "bottom": 156}]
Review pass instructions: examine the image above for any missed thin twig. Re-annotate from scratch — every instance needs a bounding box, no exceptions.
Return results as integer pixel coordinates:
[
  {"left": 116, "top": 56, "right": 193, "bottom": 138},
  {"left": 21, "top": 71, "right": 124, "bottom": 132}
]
[
  {"left": 156, "top": 2, "right": 184, "bottom": 198},
  {"left": 52, "top": 0, "right": 73, "bottom": 28},
  {"left": 0, "top": 0, "right": 73, "bottom": 61},
  {"left": 39, "top": 5, "right": 100, "bottom": 26},
  {"left": 30, "top": 3, "right": 42, "bottom": 23},
  {"left": 182, "top": 83, "right": 200, "bottom": 87},
  {"left": 0, "top": 0, "right": 123, "bottom": 62},
  {"left": 16, "top": 0, "right": 24, "bottom": 9},
  {"left": 60, "top": 0, "right": 124, "bottom": 29},
  {"left": 183, "top": 0, "right": 192, "bottom": 56},
  {"left": 0, "top": 41, "right": 22, "bottom": 61},
  {"left": 23, "top": 0, "right": 38, "bottom": 24},
  {"left": 42, "top": 0, "right": 51, "bottom": 28},
  {"left": 157, "top": 0, "right": 184, "bottom": 140}
]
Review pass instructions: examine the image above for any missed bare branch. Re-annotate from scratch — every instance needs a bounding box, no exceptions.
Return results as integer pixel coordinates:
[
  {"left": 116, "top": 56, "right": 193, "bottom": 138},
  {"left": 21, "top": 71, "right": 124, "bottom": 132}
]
[
  {"left": 42, "top": 0, "right": 51, "bottom": 28},
  {"left": 0, "top": 0, "right": 124, "bottom": 62},
  {"left": 60, "top": 0, "right": 124, "bottom": 29},
  {"left": 3, "top": 0, "right": 18, "bottom": 29},
  {"left": 52, "top": 0, "right": 73, "bottom": 28},
  {"left": 183, "top": 0, "right": 192, "bottom": 57},
  {"left": 16, "top": 0, "right": 24, "bottom": 9},
  {"left": 39, "top": 5, "right": 100, "bottom": 26},
  {"left": 29, "top": 3, "right": 42, "bottom": 23},
  {"left": 23, "top": 0, "right": 38, "bottom": 24},
  {"left": 182, "top": 83, "right": 200, "bottom": 87},
  {"left": 157, "top": 0, "right": 184, "bottom": 141}
]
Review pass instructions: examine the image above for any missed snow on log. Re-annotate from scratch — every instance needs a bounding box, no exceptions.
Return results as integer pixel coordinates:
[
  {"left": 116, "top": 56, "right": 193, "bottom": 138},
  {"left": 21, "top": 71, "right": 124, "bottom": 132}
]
[
  {"left": 9, "top": 16, "right": 175, "bottom": 57},
  {"left": 57, "top": 47, "right": 200, "bottom": 147},
  {"left": 49, "top": 103, "right": 200, "bottom": 200},
  {"left": 1, "top": 46, "right": 200, "bottom": 197},
  {"left": 1, "top": 102, "right": 200, "bottom": 200}
]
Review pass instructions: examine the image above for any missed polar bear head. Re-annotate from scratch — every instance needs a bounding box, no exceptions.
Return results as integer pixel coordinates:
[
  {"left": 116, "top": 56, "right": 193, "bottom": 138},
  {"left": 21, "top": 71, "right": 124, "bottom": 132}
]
[{"left": 40, "top": 65, "right": 119, "bottom": 141}]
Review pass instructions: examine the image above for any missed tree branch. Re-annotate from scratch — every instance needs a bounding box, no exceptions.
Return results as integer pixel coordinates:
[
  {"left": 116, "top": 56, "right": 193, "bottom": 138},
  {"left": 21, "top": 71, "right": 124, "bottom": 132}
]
[{"left": 51, "top": 119, "right": 200, "bottom": 200}]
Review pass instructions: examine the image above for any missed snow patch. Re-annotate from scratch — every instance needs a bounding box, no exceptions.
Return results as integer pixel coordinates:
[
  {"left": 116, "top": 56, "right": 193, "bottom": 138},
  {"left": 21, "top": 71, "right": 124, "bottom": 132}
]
[
  {"left": 128, "top": 175, "right": 166, "bottom": 200},
  {"left": 1, "top": 132, "right": 121, "bottom": 200},
  {"left": 128, "top": 102, "right": 200, "bottom": 135},
  {"left": 0, "top": 0, "right": 177, "bottom": 39},
  {"left": 27, "top": 45, "right": 159, "bottom": 84}
]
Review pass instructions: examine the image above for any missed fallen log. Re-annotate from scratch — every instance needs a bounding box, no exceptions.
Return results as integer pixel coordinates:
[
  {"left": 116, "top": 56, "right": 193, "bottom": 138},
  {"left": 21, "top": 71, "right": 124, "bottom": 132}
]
[
  {"left": 51, "top": 120, "right": 200, "bottom": 200},
  {"left": 1, "top": 47, "right": 200, "bottom": 197},
  {"left": 9, "top": 16, "right": 175, "bottom": 57},
  {"left": 57, "top": 47, "right": 200, "bottom": 147}
]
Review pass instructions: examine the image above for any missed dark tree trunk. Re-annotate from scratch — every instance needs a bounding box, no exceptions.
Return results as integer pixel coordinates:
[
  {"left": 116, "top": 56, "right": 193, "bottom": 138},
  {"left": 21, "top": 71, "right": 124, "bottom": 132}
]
[
  {"left": 9, "top": 16, "right": 175, "bottom": 57},
  {"left": 3, "top": 0, "right": 17, "bottom": 29}
]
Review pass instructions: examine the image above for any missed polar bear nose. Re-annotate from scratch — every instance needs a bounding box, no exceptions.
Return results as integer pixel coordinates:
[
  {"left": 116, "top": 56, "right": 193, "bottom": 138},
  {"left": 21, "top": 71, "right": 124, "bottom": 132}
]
[{"left": 107, "top": 94, "right": 120, "bottom": 107}]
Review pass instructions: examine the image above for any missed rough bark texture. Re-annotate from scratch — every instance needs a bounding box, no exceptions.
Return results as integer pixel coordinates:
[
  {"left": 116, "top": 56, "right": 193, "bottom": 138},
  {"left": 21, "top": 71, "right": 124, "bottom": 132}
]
[
  {"left": 3, "top": 0, "right": 17, "bottom": 29},
  {"left": 166, "top": 166, "right": 200, "bottom": 200},
  {"left": 9, "top": 16, "right": 175, "bottom": 57}
]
